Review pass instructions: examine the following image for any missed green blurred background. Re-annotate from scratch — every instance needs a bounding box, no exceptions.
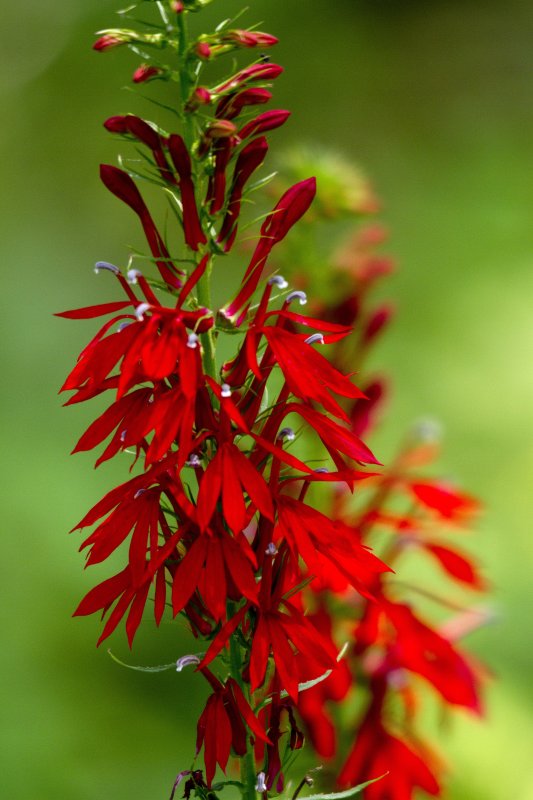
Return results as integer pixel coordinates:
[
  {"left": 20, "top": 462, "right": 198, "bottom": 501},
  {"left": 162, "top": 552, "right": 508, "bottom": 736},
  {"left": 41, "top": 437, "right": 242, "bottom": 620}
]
[{"left": 2, "top": 0, "right": 532, "bottom": 797}]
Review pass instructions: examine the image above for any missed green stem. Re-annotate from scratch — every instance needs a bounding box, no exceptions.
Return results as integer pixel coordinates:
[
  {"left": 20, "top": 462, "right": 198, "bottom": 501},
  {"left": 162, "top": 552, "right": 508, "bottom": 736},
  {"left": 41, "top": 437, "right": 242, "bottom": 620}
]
[
  {"left": 176, "top": 11, "right": 195, "bottom": 150},
  {"left": 196, "top": 256, "right": 218, "bottom": 379}
]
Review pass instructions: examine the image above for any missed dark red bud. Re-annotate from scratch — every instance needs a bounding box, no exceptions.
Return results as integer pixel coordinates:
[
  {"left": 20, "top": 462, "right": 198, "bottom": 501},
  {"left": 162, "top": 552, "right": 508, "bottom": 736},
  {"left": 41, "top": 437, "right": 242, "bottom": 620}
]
[
  {"left": 216, "top": 87, "right": 272, "bottom": 120},
  {"left": 103, "top": 115, "right": 129, "bottom": 134},
  {"left": 221, "top": 30, "right": 279, "bottom": 48},
  {"left": 132, "top": 64, "right": 163, "bottom": 83},
  {"left": 350, "top": 379, "right": 386, "bottom": 436},
  {"left": 93, "top": 34, "right": 124, "bottom": 52},
  {"left": 239, "top": 109, "right": 290, "bottom": 139},
  {"left": 185, "top": 87, "right": 212, "bottom": 112},
  {"left": 216, "top": 63, "right": 284, "bottom": 94},
  {"left": 362, "top": 304, "right": 394, "bottom": 345},
  {"left": 196, "top": 42, "right": 211, "bottom": 60},
  {"left": 205, "top": 119, "right": 238, "bottom": 139}
]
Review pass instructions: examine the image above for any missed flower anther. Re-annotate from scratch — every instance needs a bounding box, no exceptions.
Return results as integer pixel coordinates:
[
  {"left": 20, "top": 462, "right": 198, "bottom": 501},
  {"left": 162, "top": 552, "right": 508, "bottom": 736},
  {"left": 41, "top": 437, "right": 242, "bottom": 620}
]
[{"left": 286, "top": 290, "right": 307, "bottom": 305}]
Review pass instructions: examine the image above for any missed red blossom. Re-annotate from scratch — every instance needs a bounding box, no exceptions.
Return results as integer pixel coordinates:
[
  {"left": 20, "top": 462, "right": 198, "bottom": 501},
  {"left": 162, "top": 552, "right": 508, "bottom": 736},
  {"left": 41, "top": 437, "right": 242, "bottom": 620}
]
[
  {"left": 339, "top": 695, "right": 441, "bottom": 798},
  {"left": 196, "top": 673, "right": 270, "bottom": 786},
  {"left": 132, "top": 64, "right": 163, "bottom": 83},
  {"left": 100, "top": 164, "right": 181, "bottom": 287},
  {"left": 224, "top": 178, "right": 316, "bottom": 318},
  {"left": 168, "top": 135, "right": 208, "bottom": 250}
]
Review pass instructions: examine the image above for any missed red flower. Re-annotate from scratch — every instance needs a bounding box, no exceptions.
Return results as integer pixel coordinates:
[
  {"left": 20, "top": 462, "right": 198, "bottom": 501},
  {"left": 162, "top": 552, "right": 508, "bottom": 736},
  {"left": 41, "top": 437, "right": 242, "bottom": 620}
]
[
  {"left": 260, "top": 326, "right": 365, "bottom": 419},
  {"left": 196, "top": 672, "right": 270, "bottom": 786},
  {"left": 274, "top": 496, "right": 390, "bottom": 598},
  {"left": 215, "top": 88, "right": 272, "bottom": 120},
  {"left": 104, "top": 115, "right": 175, "bottom": 184},
  {"left": 168, "top": 135, "right": 208, "bottom": 250},
  {"left": 339, "top": 695, "right": 441, "bottom": 798},
  {"left": 196, "top": 442, "right": 274, "bottom": 533},
  {"left": 296, "top": 606, "right": 352, "bottom": 758},
  {"left": 100, "top": 165, "right": 181, "bottom": 287},
  {"left": 214, "top": 64, "right": 284, "bottom": 94},
  {"left": 171, "top": 528, "right": 259, "bottom": 621},
  {"left": 224, "top": 178, "right": 316, "bottom": 318},
  {"left": 384, "top": 602, "right": 482, "bottom": 712}
]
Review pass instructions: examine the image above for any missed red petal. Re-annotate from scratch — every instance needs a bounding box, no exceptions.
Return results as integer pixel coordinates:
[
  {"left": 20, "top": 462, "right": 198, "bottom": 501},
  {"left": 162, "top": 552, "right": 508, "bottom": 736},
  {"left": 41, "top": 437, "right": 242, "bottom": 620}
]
[
  {"left": 171, "top": 536, "right": 208, "bottom": 615},
  {"left": 410, "top": 481, "right": 480, "bottom": 520},
  {"left": 55, "top": 301, "right": 132, "bottom": 319},
  {"left": 426, "top": 542, "right": 486, "bottom": 589},
  {"left": 73, "top": 567, "right": 129, "bottom": 616},
  {"left": 199, "top": 604, "right": 248, "bottom": 669}
]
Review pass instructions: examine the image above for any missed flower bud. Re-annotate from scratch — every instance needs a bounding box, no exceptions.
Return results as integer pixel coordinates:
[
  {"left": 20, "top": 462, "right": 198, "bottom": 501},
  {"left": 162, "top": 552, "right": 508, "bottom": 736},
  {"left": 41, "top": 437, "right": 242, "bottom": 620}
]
[
  {"left": 215, "top": 88, "right": 272, "bottom": 120},
  {"left": 239, "top": 109, "right": 291, "bottom": 140},
  {"left": 103, "top": 115, "right": 129, "bottom": 134},
  {"left": 195, "top": 41, "right": 212, "bottom": 60},
  {"left": 170, "top": 0, "right": 184, "bottom": 11},
  {"left": 93, "top": 33, "right": 126, "bottom": 52},
  {"left": 185, "top": 87, "right": 212, "bottom": 112},
  {"left": 215, "top": 63, "right": 284, "bottom": 94},
  {"left": 205, "top": 119, "right": 238, "bottom": 139},
  {"left": 132, "top": 64, "right": 163, "bottom": 84},
  {"left": 221, "top": 30, "right": 279, "bottom": 48}
]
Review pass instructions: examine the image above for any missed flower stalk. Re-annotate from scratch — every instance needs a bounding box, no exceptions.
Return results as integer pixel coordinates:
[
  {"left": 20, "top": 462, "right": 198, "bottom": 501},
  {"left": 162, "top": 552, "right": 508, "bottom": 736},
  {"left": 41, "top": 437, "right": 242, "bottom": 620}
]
[{"left": 60, "top": 3, "right": 489, "bottom": 799}]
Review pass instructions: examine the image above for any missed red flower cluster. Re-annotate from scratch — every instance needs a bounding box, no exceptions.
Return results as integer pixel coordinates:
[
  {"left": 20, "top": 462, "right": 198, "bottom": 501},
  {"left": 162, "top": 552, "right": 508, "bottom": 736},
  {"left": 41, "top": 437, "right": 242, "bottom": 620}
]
[
  {"left": 61, "top": 7, "right": 487, "bottom": 799},
  {"left": 270, "top": 215, "right": 487, "bottom": 798}
]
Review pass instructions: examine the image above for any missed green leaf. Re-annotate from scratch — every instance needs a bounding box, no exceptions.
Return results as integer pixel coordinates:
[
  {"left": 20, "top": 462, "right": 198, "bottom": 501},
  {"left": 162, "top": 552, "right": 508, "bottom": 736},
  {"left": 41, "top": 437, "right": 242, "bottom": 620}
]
[
  {"left": 108, "top": 650, "right": 177, "bottom": 672},
  {"left": 301, "top": 774, "right": 388, "bottom": 800}
]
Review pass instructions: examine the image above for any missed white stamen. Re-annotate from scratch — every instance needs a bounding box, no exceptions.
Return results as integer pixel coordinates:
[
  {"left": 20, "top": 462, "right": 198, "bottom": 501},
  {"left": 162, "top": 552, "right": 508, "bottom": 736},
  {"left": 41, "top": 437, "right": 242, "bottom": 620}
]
[
  {"left": 305, "top": 333, "right": 324, "bottom": 345},
  {"left": 176, "top": 654, "right": 201, "bottom": 672},
  {"left": 387, "top": 668, "right": 408, "bottom": 690},
  {"left": 255, "top": 772, "right": 267, "bottom": 793},
  {"left": 186, "top": 454, "right": 201, "bottom": 467},
  {"left": 314, "top": 467, "right": 329, "bottom": 474},
  {"left": 268, "top": 275, "right": 288, "bottom": 289},
  {"left": 187, "top": 333, "right": 199, "bottom": 349},
  {"left": 127, "top": 268, "right": 142, "bottom": 284},
  {"left": 134, "top": 489, "right": 145, "bottom": 499},
  {"left": 286, "top": 290, "right": 307, "bottom": 306},
  {"left": 265, "top": 542, "right": 278, "bottom": 556},
  {"left": 135, "top": 303, "right": 151, "bottom": 321},
  {"left": 117, "top": 321, "right": 131, "bottom": 332},
  {"left": 277, "top": 427, "right": 295, "bottom": 442},
  {"left": 94, "top": 261, "right": 120, "bottom": 275},
  {"left": 411, "top": 417, "right": 443, "bottom": 443},
  {"left": 221, "top": 383, "right": 232, "bottom": 398},
  {"left": 120, "top": 430, "right": 127, "bottom": 442}
]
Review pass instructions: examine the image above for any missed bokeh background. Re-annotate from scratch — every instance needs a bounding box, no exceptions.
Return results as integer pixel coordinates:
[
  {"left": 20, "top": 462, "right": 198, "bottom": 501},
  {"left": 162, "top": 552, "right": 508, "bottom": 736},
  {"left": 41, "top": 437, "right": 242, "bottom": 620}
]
[{"left": 2, "top": 0, "right": 532, "bottom": 798}]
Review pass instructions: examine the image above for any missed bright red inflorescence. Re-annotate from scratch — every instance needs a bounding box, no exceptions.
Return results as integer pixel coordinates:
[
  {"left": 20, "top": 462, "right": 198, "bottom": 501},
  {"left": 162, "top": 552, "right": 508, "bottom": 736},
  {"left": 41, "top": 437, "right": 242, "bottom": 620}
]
[{"left": 60, "top": 8, "right": 487, "bottom": 799}]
